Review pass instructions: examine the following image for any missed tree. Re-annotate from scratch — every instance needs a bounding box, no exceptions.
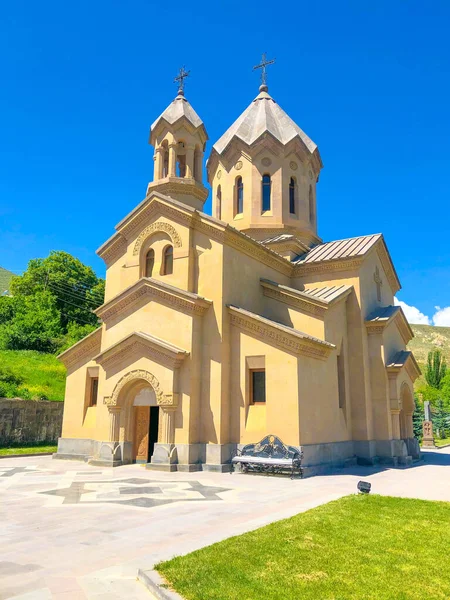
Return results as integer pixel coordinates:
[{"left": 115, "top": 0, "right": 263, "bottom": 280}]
[
  {"left": 0, "top": 291, "right": 62, "bottom": 352},
  {"left": 10, "top": 251, "right": 104, "bottom": 330},
  {"left": 433, "top": 398, "right": 449, "bottom": 440},
  {"left": 425, "top": 349, "right": 447, "bottom": 389},
  {"left": 413, "top": 395, "right": 424, "bottom": 442}
]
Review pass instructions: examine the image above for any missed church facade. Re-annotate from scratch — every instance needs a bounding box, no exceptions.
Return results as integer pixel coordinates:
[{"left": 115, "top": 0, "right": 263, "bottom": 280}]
[{"left": 56, "top": 74, "right": 420, "bottom": 474}]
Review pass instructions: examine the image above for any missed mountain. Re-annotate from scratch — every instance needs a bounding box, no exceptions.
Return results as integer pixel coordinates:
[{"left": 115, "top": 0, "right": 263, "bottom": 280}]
[
  {"left": 409, "top": 324, "right": 450, "bottom": 366},
  {"left": 0, "top": 267, "right": 14, "bottom": 295}
]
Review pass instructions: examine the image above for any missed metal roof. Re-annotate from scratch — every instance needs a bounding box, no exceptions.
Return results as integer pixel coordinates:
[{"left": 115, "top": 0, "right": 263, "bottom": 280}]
[
  {"left": 213, "top": 89, "right": 318, "bottom": 156},
  {"left": 366, "top": 305, "right": 400, "bottom": 323},
  {"left": 294, "top": 234, "right": 382, "bottom": 265},
  {"left": 300, "top": 285, "right": 353, "bottom": 303},
  {"left": 386, "top": 350, "right": 413, "bottom": 369}
]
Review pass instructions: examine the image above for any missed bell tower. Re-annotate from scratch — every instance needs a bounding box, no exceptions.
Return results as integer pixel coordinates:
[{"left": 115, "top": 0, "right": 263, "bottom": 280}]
[
  {"left": 147, "top": 68, "right": 209, "bottom": 211},
  {"left": 207, "top": 55, "right": 323, "bottom": 248}
]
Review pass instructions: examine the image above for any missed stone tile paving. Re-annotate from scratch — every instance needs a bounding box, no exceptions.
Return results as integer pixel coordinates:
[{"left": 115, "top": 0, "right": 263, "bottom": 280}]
[{"left": 1, "top": 449, "right": 449, "bottom": 599}]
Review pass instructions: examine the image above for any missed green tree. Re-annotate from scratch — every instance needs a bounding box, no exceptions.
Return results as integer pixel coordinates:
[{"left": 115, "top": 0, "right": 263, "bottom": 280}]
[
  {"left": 413, "top": 396, "right": 424, "bottom": 442},
  {"left": 432, "top": 398, "right": 449, "bottom": 440},
  {"left": 425, "top": 349, "right": 447, "bottom": 389},
  {"left": 0, "top": 291, "right": 62, "bottom": 352},
  {"left": 10, "top": 250, "right": 104, "bottom": 330}
]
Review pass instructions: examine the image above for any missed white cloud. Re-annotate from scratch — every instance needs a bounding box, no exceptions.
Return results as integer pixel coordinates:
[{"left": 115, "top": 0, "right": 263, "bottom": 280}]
[
  {"left": 432, "top": 306, "right": 450, "bottom": 327},
  {"left": 394, "top": 297, "right": 431, "bottom": 325}
]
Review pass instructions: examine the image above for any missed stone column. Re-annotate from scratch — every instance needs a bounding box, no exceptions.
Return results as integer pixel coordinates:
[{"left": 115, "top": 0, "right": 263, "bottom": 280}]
[
  {"left": 405, "top": 412, "right": 414, "bottom": 438},
  {"left": 168, "top": 143, "right": 177, "bottom": 177},
  {"left": 108, "top": 406, "right": 121, "bottom": 442},
  {"left": 154, "top": 147, "right": 163, "bottom": 181},
  {"left": 391, "top": 409, "right": 401, "bottom": 439},
  {"left": 195, "top": 149, "right": 203, "bottom": 181},
  {"left": 185, "top": 146, "right": 195, "bottom": 179},
  {"left": 161, "top": 407, "right": 176, "bottom": 444}
]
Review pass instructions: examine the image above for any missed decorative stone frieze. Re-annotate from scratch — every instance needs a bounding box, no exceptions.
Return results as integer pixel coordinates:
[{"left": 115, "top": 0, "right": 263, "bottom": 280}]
[
  {"left": 104, "top": 369, "right": 164, "bottom": 407},
  {"left": 133, "top": 221, "right": 182, "bottom": 256},
  {"left": 57, "top": 327, "right": 102, "bottom": 368}
]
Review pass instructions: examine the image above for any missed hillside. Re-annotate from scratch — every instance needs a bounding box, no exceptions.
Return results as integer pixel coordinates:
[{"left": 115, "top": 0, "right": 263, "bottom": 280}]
[
  {"left": 409, "top": 324, "right": 450, "bottom": 365},
  {"left": 0, "top": 350, "right": 66, "bottom": 401},
  {"left": 0, "top": 266, "right": 14, "bottom": 295}
]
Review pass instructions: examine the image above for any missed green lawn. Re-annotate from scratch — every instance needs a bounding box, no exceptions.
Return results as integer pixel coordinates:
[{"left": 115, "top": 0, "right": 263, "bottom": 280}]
[
  {"left": 0, "top": 444, "right": 57, "bottom": 456},
  {"left": 435, "top": 437, "right": 450, "bottom": 448},
  {"left": 0, "top": 350, "right": 66, "bottom": 401},
  {"left": 157, "top": 495, "right": 450, "bottom": 600}
]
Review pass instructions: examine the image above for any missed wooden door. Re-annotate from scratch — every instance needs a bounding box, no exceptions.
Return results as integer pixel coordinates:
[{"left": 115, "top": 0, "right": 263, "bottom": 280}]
[{"left": 133, "top": 406, "right": 150, "bottom": 463}]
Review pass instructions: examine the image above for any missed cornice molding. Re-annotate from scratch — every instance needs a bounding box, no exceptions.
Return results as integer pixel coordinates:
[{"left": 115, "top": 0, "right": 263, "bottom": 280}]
[
  {"left": 375, "top": 241, "right": 401, "bottom": 295},
  {"left": 365, "top": 307, "right": 413, "bottom": 345},
  {"left": 386, "top": 352, "right": 421, "bottom": 383},
  {"left": 227, "top": 305, "right": 334, "bottom": 360},
  {"left": 95, "top": 277, "right": 212, "bottom": 323},
  {"left": 261, "top": 280, "right": 327, "bottom": 318},
  {"left": 292, "top": 257, "right": 364, "bottom": 278},
  {"left": 94, "top": 332, "right": 188, "bottom": 371},
  {"left": 97, "top": 235, "right": 127, "bottom": 266},
  {"left": 57, "top": 327, "right": 102, "bottom": 368},
  {"left": 133, "top": 221, "right": 182, "bottom": 256}
]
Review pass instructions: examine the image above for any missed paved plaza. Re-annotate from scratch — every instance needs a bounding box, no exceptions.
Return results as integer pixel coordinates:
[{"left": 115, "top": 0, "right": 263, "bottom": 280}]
[{"left": 1, "top": 449, "right": 449, "bottom": 599}]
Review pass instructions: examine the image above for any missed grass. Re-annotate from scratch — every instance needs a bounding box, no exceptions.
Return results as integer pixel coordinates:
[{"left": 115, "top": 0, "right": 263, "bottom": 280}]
[
  {"left": 157, "top": 495, "right": 450, "bottom": 600},
  {"left": 435, "top": 437, "right": 450, "bottom": 448},
  {"left": 0, "top": 444, "right": 57, "bottom": 456},
  {"left": 0, "top": 349, "right": 66, "bottom": 401}
]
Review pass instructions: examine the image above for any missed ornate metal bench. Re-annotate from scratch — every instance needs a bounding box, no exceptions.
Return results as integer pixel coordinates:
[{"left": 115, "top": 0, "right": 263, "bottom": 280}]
[{"left": 230, "top": 435, "right": 303, "bottom": 479}]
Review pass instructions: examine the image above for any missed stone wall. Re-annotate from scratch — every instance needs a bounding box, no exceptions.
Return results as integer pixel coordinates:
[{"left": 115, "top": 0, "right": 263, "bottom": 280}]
[{"left": 0, "top": 398, "right": 64, "bottom": 445}]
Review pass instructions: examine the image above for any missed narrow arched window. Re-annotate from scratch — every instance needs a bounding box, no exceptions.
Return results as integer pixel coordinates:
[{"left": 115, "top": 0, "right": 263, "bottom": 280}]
[
  {"left": 309, "top": 185, "right": 315, "bottom": 223},
  {"left": 236, "top": 177, "right": 244, "bottom": 214},
  {"left": 145, "top": 249, "right": 155, "bottom": 277},
  {"left": 262, "top": 174, "right": 271, "bottom": 212},
  {"left": 162, "top": 245, "right": 173, "bottom": 275},
  {"left": 289, "top": 177, "right": 296, "bottom": 214},
  {"left": 216, "top": 185, "right": 222, "bottom": 219}
]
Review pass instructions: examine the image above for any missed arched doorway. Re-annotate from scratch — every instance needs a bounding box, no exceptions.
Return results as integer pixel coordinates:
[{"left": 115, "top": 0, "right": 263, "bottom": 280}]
[{"left": 133, "top": 387, "right": 160, "bottom": 463}]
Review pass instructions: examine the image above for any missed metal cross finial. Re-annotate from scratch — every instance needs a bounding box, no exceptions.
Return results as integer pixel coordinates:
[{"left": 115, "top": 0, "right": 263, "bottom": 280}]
[
  {"left": 253, "top": 52, "right": 276, "bottom": 89},
  {"left": 174, "top": 66, "right": 190, "bottom": 95}
]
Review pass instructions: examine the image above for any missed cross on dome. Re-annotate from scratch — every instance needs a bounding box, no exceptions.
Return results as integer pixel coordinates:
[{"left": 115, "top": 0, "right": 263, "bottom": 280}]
[
  {"left": 253, "top": 52, "right": 276, "bottom": 92},
  {"left": 174, "top": 66, "right": 190, "bottom": 96}
]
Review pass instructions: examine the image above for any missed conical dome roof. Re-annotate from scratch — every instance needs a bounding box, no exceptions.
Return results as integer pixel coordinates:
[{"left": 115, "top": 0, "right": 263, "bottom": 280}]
[
  {"left": 212, "top": 88, "right": 319, "bottom": 158},
  {"left": 150, "top": 92, "right": 207, "bottom": 145}
]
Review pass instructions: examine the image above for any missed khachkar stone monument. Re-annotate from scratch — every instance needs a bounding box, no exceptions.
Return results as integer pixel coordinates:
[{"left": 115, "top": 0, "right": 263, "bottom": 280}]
[{"left": 422, "top": 401, "right": 436, "bottom": 448}]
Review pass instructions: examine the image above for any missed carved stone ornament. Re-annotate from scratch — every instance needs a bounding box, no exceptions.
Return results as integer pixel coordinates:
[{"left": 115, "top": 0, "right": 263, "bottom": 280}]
[
  {"left": 104, "top": 369, "right": 164, "bottom": 407},
  {"left": 217, "top": 170, "right": 222, "bottom": 179},
  {"left": 133, "top": 221, "right": 182, "bottom": 256},
  {"left": 262, "top": 157, "right": 272, "bottom": 167},
  {"left": 289, "top": 161, "right": 298, "bottom": 171},
  {"left": 235, "top": 161, "right": 243, "bottom": 170},
  {"left": 157, "top": 393, "right": 179, "bottom": 407},
  {"left": 308, "top": 170, "right": 313, "bottom": 180}
]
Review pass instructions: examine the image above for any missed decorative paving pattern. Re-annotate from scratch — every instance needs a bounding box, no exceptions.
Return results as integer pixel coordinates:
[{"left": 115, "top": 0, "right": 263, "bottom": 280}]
[{"left": 39, "top": 477, "right": 231, "bottom": 508}]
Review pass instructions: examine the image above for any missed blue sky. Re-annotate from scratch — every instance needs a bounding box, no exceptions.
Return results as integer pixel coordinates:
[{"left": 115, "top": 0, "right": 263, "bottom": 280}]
[{"left": 1, "top": 1, "right": 449, "bottom": 325}]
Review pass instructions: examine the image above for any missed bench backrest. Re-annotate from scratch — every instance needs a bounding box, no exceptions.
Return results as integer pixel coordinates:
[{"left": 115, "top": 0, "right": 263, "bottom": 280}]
[{"left": 240, "top": 435, "right": 301, "bottom": 460}]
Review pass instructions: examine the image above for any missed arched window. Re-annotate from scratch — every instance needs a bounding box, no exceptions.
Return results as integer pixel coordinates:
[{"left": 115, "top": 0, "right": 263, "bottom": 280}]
[
  {"left": 177, "top": 155, "right": 186, "bottom": 178},
  {"left": 236, "top": 176, "right": 244, "bottom": 214},
  {"left": 289, "top": 177, "right": 296, "bottom": 214},
  {"left": 162, "top": 245, "right": 173, "bottom": 275},
  {"left": 262, "top": 174, "right": 271, "bottom": 212},
  {"left": 216, "top": 185, "right": 222, "bottom": 220},
  {"left": 162, "top": 143, "right": 169, "bottom": 178},
  {"left": 309, "top": 185, "right": 315, "bottom": 223},
  {"left": 145, "top": 249, "right": 155, "bottom": 277}
]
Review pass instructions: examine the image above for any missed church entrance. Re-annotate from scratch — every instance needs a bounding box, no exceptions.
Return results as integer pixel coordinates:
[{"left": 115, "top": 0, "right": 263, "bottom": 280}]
[{"left": 132, "top": 387, "right": 160, "bottom": 463}]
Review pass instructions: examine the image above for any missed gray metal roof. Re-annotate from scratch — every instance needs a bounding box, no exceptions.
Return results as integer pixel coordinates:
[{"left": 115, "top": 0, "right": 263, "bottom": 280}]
[
  {"left": 213, "top": 89, "right": 318, "bottom": 155},
  {"left": 294, "top": 234, "right": 382, "bottom": 265},
  {"left": 386, "top": 350, "right": 412, "bottom": 369},
  {"left": 262, "top": 233, "right": 296, "bottom": 244},
  {"left": 366, "top": 305, "right": 400, "bottom": 323},
  {"left": 151, "top": 93, "right": 204, "bottom": 132},
  {"left": 300, "top": 285, "right": 353, "bottom": 303}
]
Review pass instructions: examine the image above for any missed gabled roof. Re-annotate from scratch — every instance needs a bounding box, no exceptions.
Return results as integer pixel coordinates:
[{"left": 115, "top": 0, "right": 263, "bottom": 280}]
[
  {"left": 261, "top": 234, "right": 310, "bottom": 256},
  {"left": 227, "top": 304, "right": 335, "bottom": 360},
  {"left": 261, "top": 279, "right": 352, "bottom": 318},
  {"left": 293, "top": 234, "right": 382, "bottom": 265},
  {"left": 386, "top": 350, "right": 421, "bottom": 381},
  {"left": 94, "top": 331, "right": 188, "bottom": 369},
  {"left": 57, "top": 327, "right": 102, "bottom": 368},
  {"left": 365, "top": 305, "right": 414, "bottom": 345},
  {"left": 212, "top": 89, "right": 321, "bottom": 163}
]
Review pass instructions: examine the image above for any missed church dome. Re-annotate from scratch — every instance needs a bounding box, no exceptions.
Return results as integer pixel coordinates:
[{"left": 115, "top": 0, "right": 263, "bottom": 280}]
[
  {"left": 212, "top": 88, "right": 320, "bottom": 163},
  {"left": 150, "top": 91, "right": 208, "bottom": 147}
]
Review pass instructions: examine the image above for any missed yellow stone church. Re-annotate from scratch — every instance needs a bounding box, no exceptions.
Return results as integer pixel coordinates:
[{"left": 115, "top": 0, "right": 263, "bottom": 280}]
[{"left": 56, "top": 66, "right": 420, "bottom": 474}]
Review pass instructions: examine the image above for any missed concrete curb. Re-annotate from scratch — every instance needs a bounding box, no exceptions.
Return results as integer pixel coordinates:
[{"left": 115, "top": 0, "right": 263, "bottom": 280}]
[
  {"left": 138, "top": 569, "right": 186, "bottom": 600},
  {"left": 0, "top": 452, "right": 54, "bottom": 459}
]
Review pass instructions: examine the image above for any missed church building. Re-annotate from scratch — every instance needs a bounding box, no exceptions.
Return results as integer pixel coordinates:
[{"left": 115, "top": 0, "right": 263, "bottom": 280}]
[{"left": 56, "top": 61, "right": 421, "bottom": 474}]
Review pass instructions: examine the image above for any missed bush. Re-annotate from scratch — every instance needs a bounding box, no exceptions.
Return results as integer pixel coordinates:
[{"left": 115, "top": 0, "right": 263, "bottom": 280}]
[{"left": 0, "top": 367, "right": 24, "bottom": 386}]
